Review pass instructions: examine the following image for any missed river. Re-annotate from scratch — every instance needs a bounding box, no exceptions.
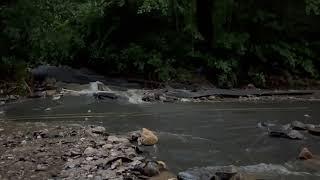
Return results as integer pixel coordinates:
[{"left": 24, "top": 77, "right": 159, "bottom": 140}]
[{"left": 1, "top": 95, "right": 320, "bottom": 178}]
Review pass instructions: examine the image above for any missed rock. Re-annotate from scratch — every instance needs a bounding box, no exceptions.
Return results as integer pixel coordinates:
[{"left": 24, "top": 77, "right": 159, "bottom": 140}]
[
  {"left": 33, "top": 129, "right": 49, "bottom": 138},
  {"left": 31, "top": 91, "right": 46, "bottom": 98},
  {"left": 108, "top": 136, "right": 120, "bottom": 143},
  {"left": 291, "top": 121, "right": 307, "bottom": 130},
  {"left": 157, "top": 161, "right": 167, "bottom": 170},
  {"left": 102, "top": 144, "right": 113, "bottom": 149},
  {"left": 36, "top": 164, "right": 48, "bottom": 171},
  {"left": 142, "top": 93, "right": 159, "bottom": 102},
  {"left": 143, "top": 161, "right": 160, "bottom": 177},
  {"left": 268, "top": 126, "right": 289, "bottom": 138},
  {"left": 150, "top": 171, "right": 177, "bottom": 180},
  {"left": 308, "top": 127, "right": 320, "bottom": 136},
  {"left": 268, "top": 125, "right": 304, "bottom": 140},
  {"left": 299, "top": 148, "right": 313, "bottom": 160},
  {"left": 215, "top": 165, "right": 238, "bottom": 179},
  {"left": 306, "top": 124, "right": 316, "bottom": 130},
  {"left": 111, "top": 159, "right": 122, "bottom": 170},
  {"left": 46, "top": 90, "right": 57, "bottom": 96},
  {"left": 86, "top": 157, "right": 94, "bottom": 161},
  {"left": 94, "top": 92, "right": 118, "bottom": 100},
  {"left": 128, "top": 131, "right": 141, "bottom": 142},
  {"left": 52, "top": 95, "right": 61, "bottom": 100},
  {"left": 90, "top": 126, "right": 107, "bottom": 135},
  {"left": 140, "top": 128, "right": 158, "bottom": 146},
  {"left": 304, "top": 114, "right": 311, "bottom": 118},
  {"left": 286, "top": 130, "right": 304, "bottom": 140},
  {"left": 207, "top": 96, "right": 216, "bottom": 100},
  {"left": 84, "top": 147, "right": 97, "bottom": 156},
  {"left": 68, "top": 149, "right": 82, "bottom": 157}
]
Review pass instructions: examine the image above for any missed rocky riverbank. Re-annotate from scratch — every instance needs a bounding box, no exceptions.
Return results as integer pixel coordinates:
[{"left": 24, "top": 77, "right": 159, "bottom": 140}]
[
  {"left": 0, "top": 121, "right": 175, "bottom": 179},
  {"left": 1, "top": 65, "right": 320, "bottom": 106}
]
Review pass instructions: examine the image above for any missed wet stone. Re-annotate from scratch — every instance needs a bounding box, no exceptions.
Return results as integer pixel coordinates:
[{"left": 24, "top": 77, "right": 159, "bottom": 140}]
[
  {"left": 286, "top": 130, "right": 304, "bottom": 140},
  {"left": 215, "top": 165, "right": 238, "bottom": 179},
  {"left": 291, "top": 121, "right": 307, "bottom": 130},
  {"left": 299, "top": 148, "right": 313, "bottom": 160},
  {"left": 143, "top": 161, "right": 160, "bottom": 177},
  {"left": 308, "top": 127, "right": 320, "bottom": 136},
  {"left": 90, "top": 126, "right": 107, "bottom": 135}
]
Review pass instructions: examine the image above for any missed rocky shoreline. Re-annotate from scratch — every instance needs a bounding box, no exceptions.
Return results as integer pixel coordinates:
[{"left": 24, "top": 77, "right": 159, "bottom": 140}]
[
  {"left": 0, "top": 121, "right": 175, "bottom": 180},
  {"left": 1, "top": 65, "right": 320, "bottom": 106}
]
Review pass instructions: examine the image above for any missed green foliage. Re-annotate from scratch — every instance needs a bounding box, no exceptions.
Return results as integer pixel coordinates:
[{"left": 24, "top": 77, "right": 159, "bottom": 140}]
[
  {"left": 306, "top": 0, "right": 320, "bottom": 15},
  {"left": 1, "top": 0, "right": 320, "bottom": 88}
]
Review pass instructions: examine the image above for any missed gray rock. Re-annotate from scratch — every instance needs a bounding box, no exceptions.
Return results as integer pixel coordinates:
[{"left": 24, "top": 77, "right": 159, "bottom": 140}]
[
  {"left": 111, "top": 159, "right": 122, "bottom": 170},
  {"left": 215, "top": 165, "right": 238, "bottom": 179},
  {"left": 84, "top": 147, "right": 98, "bottom": 156},
  {"left": 291, "top": 121, "right": 307, "bottom": 130},
  {"left": 90, "top": 126, "right": 106, "bottom": 135},
  {"left": 308, "top": 127, "right": 320, "bottom": 136},
  {"left": 306, "top": 124, "right": 316, "bottom": 130},
  {"left": 143, "top": 161, "right": 160, "bottom": 177},
  {"left": 128, "top": 131, "right": 141, "bottom": 142},
  {"left": 33, "top": 129, "right": 49, "bottom": 138},
  {"left": 268, "top": 126, "right": 289, "bottom": 138},
  {"left": 286, "top": 130, "right": 304, "bottom": 140},
  {"left": 102, "top": 144, "right": 113, "bottom": 149},
  {"left": 108, "top": 136, "right": 120, "bottom": 142},
  {"left": 268, "top": 125, "right": 304, "bottom": 140},
  {"left": 36, "top": 164, "right": 48, "bottom": 171}
]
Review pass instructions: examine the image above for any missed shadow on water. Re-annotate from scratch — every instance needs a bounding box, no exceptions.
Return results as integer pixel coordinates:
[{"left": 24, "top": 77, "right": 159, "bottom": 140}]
[{"left": 2, "top": 96, "right": 320, "bottom": 177}]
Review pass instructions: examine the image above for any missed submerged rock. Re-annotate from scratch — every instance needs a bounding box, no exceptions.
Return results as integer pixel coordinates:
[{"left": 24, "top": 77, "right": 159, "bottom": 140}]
[
  {"left": 140, "top": 128, "right": 158, "bottom": 146},
  {"left": 268, "top": 125, "right": 304, "bottom": 140},
  {"left": 299, "top": 148, "right": 313, "bottom": 160},
  {"left": 291, "top": 121, "right": 307, "bottom": 130},
  {"left": 286, "top": 130, "right": 305, "bottom": 140},
  {"left": 308, "top": 127, "right": 320, "bottom": 136},
  {"left": 215, "top": 165, "right": 238, "bottom": 179}
]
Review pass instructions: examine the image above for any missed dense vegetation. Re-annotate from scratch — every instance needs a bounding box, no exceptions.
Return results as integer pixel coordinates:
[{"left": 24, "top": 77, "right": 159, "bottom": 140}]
[{"left": 1, "top": 0, "right": 320, "bottom": 88}]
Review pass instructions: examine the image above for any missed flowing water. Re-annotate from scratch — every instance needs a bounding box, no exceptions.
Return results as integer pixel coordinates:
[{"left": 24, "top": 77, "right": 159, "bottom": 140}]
[{"left": 1, "top": 91, "right": 320, "bottom": 179}]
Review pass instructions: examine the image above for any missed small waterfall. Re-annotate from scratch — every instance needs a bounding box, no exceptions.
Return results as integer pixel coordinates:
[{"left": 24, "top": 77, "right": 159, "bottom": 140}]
[{"left": 61, "top": 81, "right": 147, "bottom": 104}]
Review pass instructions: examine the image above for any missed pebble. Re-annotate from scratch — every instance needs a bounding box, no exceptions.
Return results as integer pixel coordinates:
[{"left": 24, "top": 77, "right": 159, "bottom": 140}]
[
  {"left": 36, "top": 164, "right": 48, "bottom": 171},
  {"left": 86, "top": 157, "right": 94, "bottom": 161},
  {"left": 52, "top": 95, "right": 61, "bottom": 100},
  {"left": 87, "top": 174, "right": 93, "bottom": 178}
]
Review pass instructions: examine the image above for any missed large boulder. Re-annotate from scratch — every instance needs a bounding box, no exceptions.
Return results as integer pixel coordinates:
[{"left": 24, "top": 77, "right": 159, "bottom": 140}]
[{"left": 140, "top": 128, "right": 158, "bottom": 146}]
